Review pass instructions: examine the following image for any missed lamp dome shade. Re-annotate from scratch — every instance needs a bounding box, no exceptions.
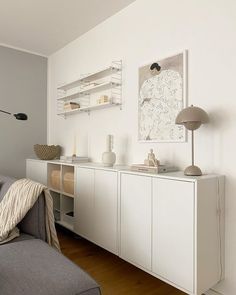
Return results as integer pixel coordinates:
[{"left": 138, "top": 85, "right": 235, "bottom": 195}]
[
  {"left": 175, "top": 105, "right": 209, "bottom": 130},
  {"left": 14, "top": 113, "right": 28, "bottom": 120}
]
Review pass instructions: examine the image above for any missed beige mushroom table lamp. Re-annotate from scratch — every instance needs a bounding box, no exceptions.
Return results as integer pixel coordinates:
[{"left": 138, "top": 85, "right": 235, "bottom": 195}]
[{"left": 175, "top": 105, "right": 209, "bottom": 176}]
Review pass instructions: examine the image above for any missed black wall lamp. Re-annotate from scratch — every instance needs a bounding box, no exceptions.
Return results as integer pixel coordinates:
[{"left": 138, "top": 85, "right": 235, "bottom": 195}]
[{"left": 0, "top": 109, "right": 28, "bottom": 120}]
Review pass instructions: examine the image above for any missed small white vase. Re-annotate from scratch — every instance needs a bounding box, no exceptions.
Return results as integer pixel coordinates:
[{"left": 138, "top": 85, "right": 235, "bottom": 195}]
[
  {"left": 102, "top": 151, "right": 116, "bottom": 167},
  {"left": 102, "top": 135, "right": 116, "bottom": 167}
]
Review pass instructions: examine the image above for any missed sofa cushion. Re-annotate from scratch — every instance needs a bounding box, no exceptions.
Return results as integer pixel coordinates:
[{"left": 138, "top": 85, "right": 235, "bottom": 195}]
[
  {"left": 6, "top": 233, "right": 35, "bottom": 243},
  {"left": 0, "top": 175, "right": 46, "bottom": 241},
  {"left": 18, "top": 193, "right": 46, "bottom": 240},
  {"left": 0, "top": 239, "right": 100, "bottom": 295}
]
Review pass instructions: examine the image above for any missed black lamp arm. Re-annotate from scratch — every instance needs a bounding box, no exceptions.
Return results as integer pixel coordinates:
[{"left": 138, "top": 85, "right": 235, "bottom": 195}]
[{"left": 0, "top": 109, "right": 12, "bottom": 115}]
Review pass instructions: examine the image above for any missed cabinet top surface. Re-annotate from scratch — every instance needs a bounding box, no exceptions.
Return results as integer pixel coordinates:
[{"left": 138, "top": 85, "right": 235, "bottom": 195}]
[
  {"left": 119, "top": 169, "right": 222, "bottom": 182},
  {"left": 27, "top": 159, "right": 222, "bottom": 181},
  {"left": 27, "top": 159, "right": 127, "bottom": 171}
]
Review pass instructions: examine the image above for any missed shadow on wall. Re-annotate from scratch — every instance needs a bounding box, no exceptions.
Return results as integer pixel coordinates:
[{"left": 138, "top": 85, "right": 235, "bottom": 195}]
[
  {"left": 208, "top": 108, "right": 233, "bottom": 131},
  {"left": 119, "top": 135, "right": 132, "bottom": 165},
  {"left": 207, "top": 107, "right": 233, "bottom": 172}
]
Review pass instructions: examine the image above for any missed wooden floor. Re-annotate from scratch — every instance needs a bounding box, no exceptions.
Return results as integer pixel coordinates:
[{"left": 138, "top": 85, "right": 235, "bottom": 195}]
[{"left": 57, "top": 227, "right": 186, "bottom": 295}]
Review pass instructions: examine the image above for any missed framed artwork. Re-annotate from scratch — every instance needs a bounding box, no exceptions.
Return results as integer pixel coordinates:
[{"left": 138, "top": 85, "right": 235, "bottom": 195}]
[{"left": 138, "top": 51, "right": 187, "bottom": 142}]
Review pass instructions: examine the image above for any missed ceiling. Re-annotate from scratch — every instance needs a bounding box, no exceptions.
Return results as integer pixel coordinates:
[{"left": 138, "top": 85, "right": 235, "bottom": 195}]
[{"left": 0, "top": 0, "right": 136, "bottom": 56}]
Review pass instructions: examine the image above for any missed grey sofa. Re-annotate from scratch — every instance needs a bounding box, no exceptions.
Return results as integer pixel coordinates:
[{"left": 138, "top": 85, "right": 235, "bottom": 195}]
[{"left": 0, "top": 175, "right": 101, "bottom": 295}]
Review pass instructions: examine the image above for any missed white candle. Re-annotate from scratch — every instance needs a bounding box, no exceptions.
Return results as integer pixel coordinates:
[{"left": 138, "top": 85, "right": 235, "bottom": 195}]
[{"left": 73, "top": 135, "right": 77, "bottom": 156}]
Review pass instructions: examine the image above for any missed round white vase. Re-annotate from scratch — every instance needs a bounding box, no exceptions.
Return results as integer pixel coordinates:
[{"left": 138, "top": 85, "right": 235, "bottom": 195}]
[{"left": 102, "top": 151, "right": 116, "bottom": 167}]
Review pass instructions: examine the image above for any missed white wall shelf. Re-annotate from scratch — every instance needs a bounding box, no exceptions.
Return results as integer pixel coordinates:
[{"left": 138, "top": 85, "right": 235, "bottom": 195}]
[
  {"left": 57, "top": 82, "right": 121, "bottom": 101},
  {"left": 57, "top": 101, "right": 122, "bottom": 116},
  {"left": 57, "top": 61, "right": 122, "bottom": 116},
  {"left": 57, "top": 65, "right": 121, "bottom": 91}
]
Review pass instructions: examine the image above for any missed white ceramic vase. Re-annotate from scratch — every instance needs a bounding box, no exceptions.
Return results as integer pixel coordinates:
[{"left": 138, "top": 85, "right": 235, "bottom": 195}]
[{"left": 102, "top": 135, "right": 116, "bottom": 167}]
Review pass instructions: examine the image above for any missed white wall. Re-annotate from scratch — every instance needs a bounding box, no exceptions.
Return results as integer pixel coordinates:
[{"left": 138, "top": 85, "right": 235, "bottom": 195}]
[
  {"left": 0, "top": 46, "right": 47, "bottom": 178},
  {"left": 48, "top": 0, "right": 236, "bottom": 294}
]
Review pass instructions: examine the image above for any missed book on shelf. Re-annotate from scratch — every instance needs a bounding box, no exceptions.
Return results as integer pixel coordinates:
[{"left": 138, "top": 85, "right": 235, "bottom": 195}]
[
  {"left": 60, "top": 156, "right": 89, "bottom": 163},
  {"left": 130, "top": 164, "right": 178, "bottom": 174}
]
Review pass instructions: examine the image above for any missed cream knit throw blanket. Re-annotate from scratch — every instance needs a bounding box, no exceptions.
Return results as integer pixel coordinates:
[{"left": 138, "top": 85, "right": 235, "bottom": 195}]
[{"left": 0, "top": 178, "right": 60, "bottom": 251}]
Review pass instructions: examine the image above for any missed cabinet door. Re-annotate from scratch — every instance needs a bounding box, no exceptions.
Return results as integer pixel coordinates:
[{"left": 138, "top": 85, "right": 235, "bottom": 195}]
[
  {"left": 120, "top": 173, "right": 152, "bottom": 270},
  {"left": 93, "top": 170, "right": 118, "bottom": 254},
  {"left": 26, "top": 160, "right": 47, "bottom": 185},
  {"left": 74, "top": 167, "right": 94, "bottom": 240},
  {"left": 152, "top": 178, "right": 194, "bottom": 293}
]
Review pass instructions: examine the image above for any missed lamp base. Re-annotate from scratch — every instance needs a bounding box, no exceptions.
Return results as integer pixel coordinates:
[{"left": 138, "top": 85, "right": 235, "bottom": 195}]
[{"left": 184, "top": 165, "right": 202, "bottom": 176}]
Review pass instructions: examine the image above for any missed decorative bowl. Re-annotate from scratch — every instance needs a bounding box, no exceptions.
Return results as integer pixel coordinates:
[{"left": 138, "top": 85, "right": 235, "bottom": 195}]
[{"left": 34, "top": 144, "right": 61, "bottom": 160}]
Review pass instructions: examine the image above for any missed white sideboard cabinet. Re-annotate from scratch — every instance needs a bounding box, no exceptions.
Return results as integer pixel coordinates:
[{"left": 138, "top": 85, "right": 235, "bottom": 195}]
[
  {"left": 26, "top": 159, "right": 224, "bottom": 295},
  {"left": 75, "top": 167, "right": 118, "bottom": 254},
  {"left": 26, "top": 160, "right": 119, "bottom": 255},
  {"left": 120, "top": 173, "right": 152, "bottom": 270},
  {"left": 26, "top": 159, "right": 47, "bottom": 185},
  {"left": 120, "top": 171, "right": 224, "bottom": 295},
  {"left": 152, "top": 178, "right": 194, "bottom": 292},
  {"left": 74, "top": 167, "right": 94, "bottom": 240}
]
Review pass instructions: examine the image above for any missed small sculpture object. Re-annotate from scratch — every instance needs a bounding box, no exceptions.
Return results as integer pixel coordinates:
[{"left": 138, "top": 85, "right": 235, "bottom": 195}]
[
  {"left": 102, "top": 135, "right": 116, "bottom": 167},
  {"left": 144, "top": 149, "right": 160, "bottom": 167}
]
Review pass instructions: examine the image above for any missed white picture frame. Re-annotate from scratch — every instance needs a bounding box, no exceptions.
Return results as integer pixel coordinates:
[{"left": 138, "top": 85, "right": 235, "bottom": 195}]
[{"left": 138, "top": 50, "right": 188, "bottom": 143}]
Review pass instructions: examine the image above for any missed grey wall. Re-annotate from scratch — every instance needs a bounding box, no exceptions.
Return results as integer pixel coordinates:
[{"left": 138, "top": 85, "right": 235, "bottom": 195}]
[{"left": 0, "top": 46, "right": 47, "bottom": 178}]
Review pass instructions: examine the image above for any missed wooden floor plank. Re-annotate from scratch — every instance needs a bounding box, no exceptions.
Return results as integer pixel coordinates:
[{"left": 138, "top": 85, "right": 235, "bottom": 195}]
[{"left": 57, "top": 227, "right": 186, "bottom": 295}]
